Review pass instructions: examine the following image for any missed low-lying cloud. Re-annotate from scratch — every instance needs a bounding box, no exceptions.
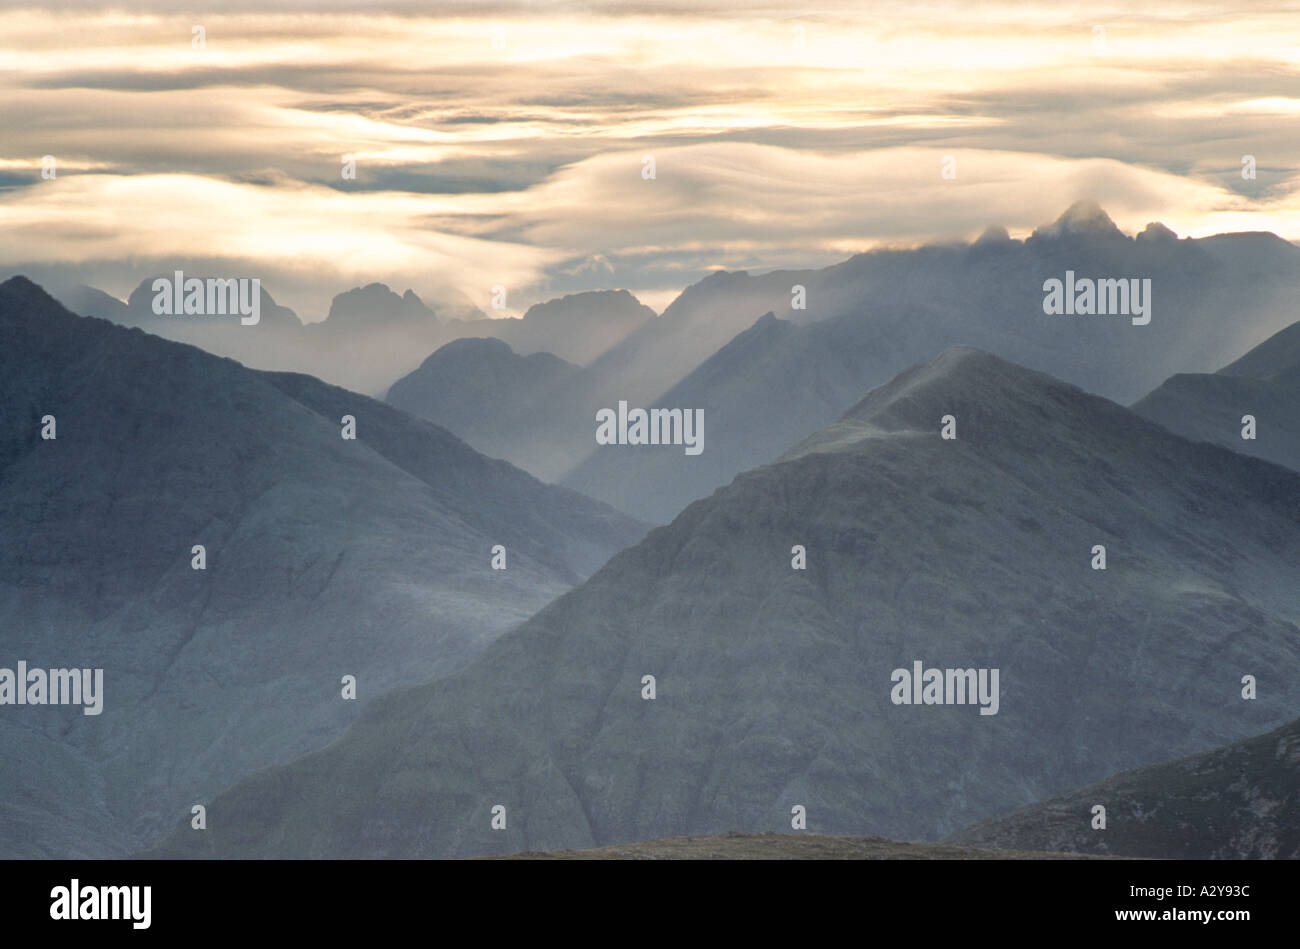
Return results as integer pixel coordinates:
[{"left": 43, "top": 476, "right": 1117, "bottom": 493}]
[{"left": 2, "top": 2, "right": 1297, "bottom": 316}]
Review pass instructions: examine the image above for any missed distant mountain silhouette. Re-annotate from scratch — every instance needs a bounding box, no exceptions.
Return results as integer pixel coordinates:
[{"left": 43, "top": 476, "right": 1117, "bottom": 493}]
[
  {"left": 1135, "top": 319, "right": 1300, "bottom": 473},
  {"left": 315, "top": 283, "right": 439, "bottom": 329},
  {"left": 46, "top": 206, "right": 1300, "bottom": 521},
  {"left": 386, "top": 338, "right": 598, "bottom": 482},
  {"left": 297, "top": 282, "right": 445, "bottom": 394},
  {"left": 123, "top": 274, "right": 304, "bottom": 331},
  {"left": 449, "top": 289, "right": 656, "bottom": 367},
  {"left": 561, "top": 205, "right": 1300, "bottom": 520},
  {"left": 54, "top": 279, "right": 655, "bottom": 399}
]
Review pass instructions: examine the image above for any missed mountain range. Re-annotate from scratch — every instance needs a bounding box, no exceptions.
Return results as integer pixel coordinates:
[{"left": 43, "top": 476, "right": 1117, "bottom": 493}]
[
  {"left": 38, "top": 205, "right": 1300, "bottom": 524},
  {"left": 10, "top": 202, "right": 1298, "bottom": 861},
  {"left": 385, "top": 203, "right": 1300, "bottom": 522},
  {"left": 147, "top": 346, "right": 1300, "bottom": 857},
  {"left": 0, "top": 276, "right": 644, "bottom": 858},
  {"left": 42, "top": 277, "right": 656, "bottom": 399}
]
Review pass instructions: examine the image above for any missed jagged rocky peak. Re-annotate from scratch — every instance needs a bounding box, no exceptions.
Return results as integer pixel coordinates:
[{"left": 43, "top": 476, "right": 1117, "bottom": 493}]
[
  {"left": 325, "top": 282, "right": 436, "bottom": 325},
  {"left": 1137, "top": 221, "right": 1178, "bottom": 243},
  {"left": 522, "top": 289, "right": 654, "bottom": 324},
  {"left": 120, "top": 273, "right": 294, "bottom": 317},
  {"left": 1031, "top": 200, "right": 1125, "bottom": 240}
]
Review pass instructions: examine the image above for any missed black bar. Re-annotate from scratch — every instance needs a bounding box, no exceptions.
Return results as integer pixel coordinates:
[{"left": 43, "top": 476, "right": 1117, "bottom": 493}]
[{"left": 0, "top": 858, "right": 1274, "bottom": 936}]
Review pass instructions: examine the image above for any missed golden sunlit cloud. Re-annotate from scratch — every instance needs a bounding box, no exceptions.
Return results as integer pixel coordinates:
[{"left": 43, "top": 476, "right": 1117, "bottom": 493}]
[{"left": 2, "top": 2, "right": 1298, "bottom": 315}]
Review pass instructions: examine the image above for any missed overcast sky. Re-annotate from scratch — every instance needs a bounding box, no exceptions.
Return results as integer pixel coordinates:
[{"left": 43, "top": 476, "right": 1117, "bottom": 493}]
[{"left": 2, "top": 1, "right": 1298, "bottom": 318}]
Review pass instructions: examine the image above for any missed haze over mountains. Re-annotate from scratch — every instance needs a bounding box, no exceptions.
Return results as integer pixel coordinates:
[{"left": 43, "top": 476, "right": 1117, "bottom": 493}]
[
  {"left": 0, "top": 276, "right": 644, "bottom": 858},
  {"left": 386, "top": 338, "right": 597, "bottom": 483},
  {"left": 382, "top": 291, "right": 658, "bottom": 483},
  {"left": 377, "top": 203, "right": 1300, "bottom": 522},
  {"left": 574, "top": 201, "right": 1300, "bottom": 413},
  {"left": 948, "top": 716, "right": 1300, "bottom": 859},
  {"left": 42, "top": 276, "right": 656, "bottom": 399},
  {"left": 1135, "top": 319, "right": 1300, "bottom": 475},
  {"left": 149, "top": 347, "right": 1300, "bottom": 858},
  {"left": 37, "top": 204, "right": 1300, "bottom": 517},
  {"left": 562, "top": 205, "right": 1300, "bottom": 520},
  {"left": 478, "top": 290, "right": 656, "bottom": 367},
  {"left": 11, "top": 202, "right": 1300, "bottom": 862}
]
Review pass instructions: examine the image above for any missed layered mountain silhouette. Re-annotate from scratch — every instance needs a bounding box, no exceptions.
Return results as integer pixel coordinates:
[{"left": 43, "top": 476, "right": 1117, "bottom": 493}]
[
  {"left": 60, "top": 277, "right": 440, "bottom": 397},
  {"left": 947, "top": 716, "right": 1300, "bottom": 859},
  {"left": 560, "top": 204, "right": 1300, "bottom": 521},
  {"left": 383, "top": 293, "right": 657, "bottom": 482},
  {"left": 579, "top": 202, "right": 1300, "bottom": 410},
  {"left": 0, "top": 276, "right": 644, "bottom": 858},
  {"left": 297, "top": 283, "right": 445, "bottom": 394},
  {"left": 386, "top": 338, "right": 598, "bottom": 482},
  {"left": 461, "top": 289, "right": 656, "bottom": 367},
  {"left": 1135, "top": 319, "right": 1300, "bottom": 474},
  {"left": 51, "top": 278, "right": 655, "bottom": 399},
  {"left": 45, "top": 274, "right": 316, "bottom": 385},
  {"left": 43, "top": 205, "right": 1300, "bottom": 524},
  {"left": 147, "top": 347, "right": 1300, "bottom": 858}
]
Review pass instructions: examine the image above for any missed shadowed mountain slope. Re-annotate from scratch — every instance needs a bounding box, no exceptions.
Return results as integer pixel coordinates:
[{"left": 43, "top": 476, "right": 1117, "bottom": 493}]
[
  {"left": 1135, "top": 319, "right": 1300, "bottom": 474},
  {"left": 147, "top": 347, "right": 1300, "bottom": 858},
  {"left": 561, "top": 205, "right": 1300, "bottom": 520},
  {"left": 0, "top": 276, "right": 644, "bottom": 857},
  {"left": 948, "top": 716, "right": 1300, "bottom": 859},
  {"left": 386, "top": 338, "right": 597, "bottom": 483}
]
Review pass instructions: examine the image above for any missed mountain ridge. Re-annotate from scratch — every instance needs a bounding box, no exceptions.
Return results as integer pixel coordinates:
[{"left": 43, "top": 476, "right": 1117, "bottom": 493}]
[
  {"left": 0, "top": 275, "right": 644, "bottom": 857},
  {"left": 947, "top": 716, "right": 1300, "bottom": 858},
  {"left": 144, "top": 345, "right": 1300, "bottom": 858}
]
